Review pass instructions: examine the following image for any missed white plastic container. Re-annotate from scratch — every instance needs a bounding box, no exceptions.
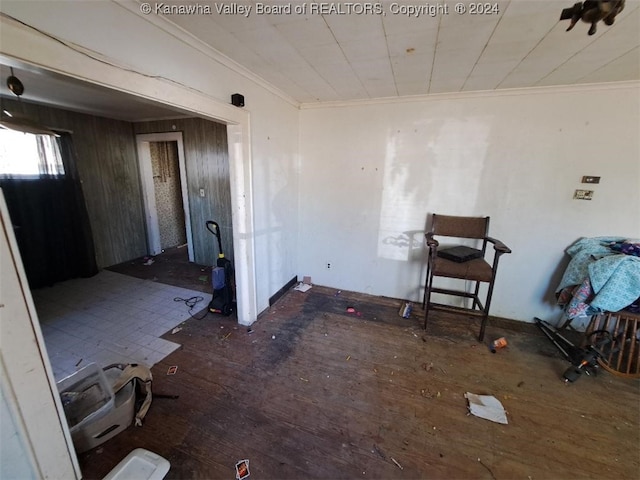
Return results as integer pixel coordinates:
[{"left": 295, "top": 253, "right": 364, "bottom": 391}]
[
  {"left": 57, "top": 363, "right": 114, "bottom": 433},
  {"left": 74, "top": 366, "right": 136, "bottom": 453},
  {"left": 57, "top": 363, "right": 136, "bottom": 453},
  {"left": 103, "top": 448, "right": 170, "bottom": 480}
]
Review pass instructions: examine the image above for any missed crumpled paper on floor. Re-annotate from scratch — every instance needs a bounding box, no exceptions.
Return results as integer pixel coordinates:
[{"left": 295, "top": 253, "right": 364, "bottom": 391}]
[{"left": 465, "top": 392, "right": 508, "bottom": 424}]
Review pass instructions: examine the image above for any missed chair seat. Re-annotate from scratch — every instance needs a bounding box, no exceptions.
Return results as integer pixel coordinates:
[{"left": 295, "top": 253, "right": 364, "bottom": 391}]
[{"left": 433, "top": 257, "right": 493, "bottom": 282}]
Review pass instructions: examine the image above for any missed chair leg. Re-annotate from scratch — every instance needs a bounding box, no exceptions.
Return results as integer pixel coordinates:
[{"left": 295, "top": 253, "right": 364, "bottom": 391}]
[
  {"left": 422, "top": 263, "right": 431, "bottom": 309},
  {"left": 424, "top": 274, "right": 434, "bottom": 330},
  {"left": 472, "top": 281, "right": 481, "bottom": 310},
  {"left": 479, "top": 280, "right": 497, "bottom": 342},
  {"left": 479, "top": 313, "right": 488, "bottom": 342}
]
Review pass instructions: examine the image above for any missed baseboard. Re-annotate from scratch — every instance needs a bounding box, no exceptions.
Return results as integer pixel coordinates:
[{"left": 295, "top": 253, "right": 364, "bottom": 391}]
[{"left": 269, "top": 276, "right": 298, "bottom": 306}]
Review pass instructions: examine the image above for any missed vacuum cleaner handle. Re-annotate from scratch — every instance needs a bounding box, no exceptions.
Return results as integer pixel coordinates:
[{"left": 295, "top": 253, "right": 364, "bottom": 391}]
[
  {"left": 206, "top": 220, "right": 219, "bottom": 237},
  {"left": 206, "top": 220, "right": 224, "bottom": 257}
]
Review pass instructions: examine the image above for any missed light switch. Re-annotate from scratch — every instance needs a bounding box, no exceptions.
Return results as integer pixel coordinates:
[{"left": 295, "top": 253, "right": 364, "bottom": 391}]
[
  {"left": 199, "top": 188, "right": 205, "bottom": 198},
  {"left": 582, "top": 176, "right": 600, "bottom": 184},
  {"left": 574, "top": 189, "right": 594, "bottom": 200}
]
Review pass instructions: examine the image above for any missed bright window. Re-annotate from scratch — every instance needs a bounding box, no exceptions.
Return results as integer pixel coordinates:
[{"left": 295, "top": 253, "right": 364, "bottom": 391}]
[{"left": 0, "top": 129, "right": 64, "bottom": 176}]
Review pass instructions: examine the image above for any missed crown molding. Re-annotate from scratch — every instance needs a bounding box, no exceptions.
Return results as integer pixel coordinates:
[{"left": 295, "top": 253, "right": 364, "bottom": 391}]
[
  {"left": 299, "top": 80, "right": 640, "bottom": 110},
  {"left": 113, "top": 1, "right": 300, "bottom": 109}
]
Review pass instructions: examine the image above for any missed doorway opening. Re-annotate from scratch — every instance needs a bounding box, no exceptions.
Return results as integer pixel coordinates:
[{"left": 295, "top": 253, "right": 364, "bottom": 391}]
[{"left": 136, "top": 132, "right": 194, "bottom": 262}]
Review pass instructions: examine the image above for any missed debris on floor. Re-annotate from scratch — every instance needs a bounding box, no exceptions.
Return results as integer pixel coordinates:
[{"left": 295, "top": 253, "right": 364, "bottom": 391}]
[
  {"left": 167, "top": 366, "right": 178, "bottom": 375},
  {"left": 372, "top": 444, "right": 385, "bottom": 459},
  {"left": 478, "top": 458, "right": 496, "bottom": 478},
  {"left": 465, "top": 392, "right": 508, "bottom": 424},
  {"left": 294, "top": 282, "right": 312, "bottom": 292},
  {"left": 235, "top": 459, "right": 250, "bottom": 480},
  {"left": 171, "top": 327, "right": 182, "bottom": 334},
  {"left": 143, "top": 257, "right": 155, "bottom": 266},
  {"left": 346, "top": 306, "right": 362, "bottom": 316},
  {"left": 294, "top": 276, "right": 313, "bottom": 292},
  {"left": 420, "top": 388, "right": 440, "bottom": 399},
  {"left": 398, "top": 302, "right": 413, "bottom": 318},
  {"left": 490, "top": 337, "right": 508, "bottom": 353}
]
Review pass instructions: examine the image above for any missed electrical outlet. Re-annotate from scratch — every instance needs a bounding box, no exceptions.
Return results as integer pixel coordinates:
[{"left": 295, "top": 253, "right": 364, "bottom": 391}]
[
  {"left": 199, "top": 188, "right": 205, "bottom": 197},
  {"left": 327, "top": 263, "right": 331, "bottom": 269},
  {"left": 581, "top": 176, "right": 601, "bottom": 184},
  {"left": 574, "top": 189, "right": 594, "bottom": 200}
]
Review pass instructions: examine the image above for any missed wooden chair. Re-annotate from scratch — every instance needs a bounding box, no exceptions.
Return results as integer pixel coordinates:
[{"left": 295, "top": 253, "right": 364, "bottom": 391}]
[
  {"left": 422, "top": 214, "right": 511, "bottom": 341},
  {"left": 586, "top": 310, "right": 640, "bottom": 378}
]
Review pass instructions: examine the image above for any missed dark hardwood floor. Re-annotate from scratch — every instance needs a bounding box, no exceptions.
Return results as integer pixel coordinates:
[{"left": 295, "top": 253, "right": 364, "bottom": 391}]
[
  {"left": 77, "top": 274, "right": 639, "bottom": 479},
  {"left": 106, "top": 246, "right": 212, "bottom": 294}
]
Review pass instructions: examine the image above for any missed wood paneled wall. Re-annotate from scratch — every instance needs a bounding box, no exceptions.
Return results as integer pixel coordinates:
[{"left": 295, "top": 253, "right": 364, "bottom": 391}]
[
  {"left": 133, "top": 118, "right": 233, "bottom": 267},
  {"left": 0, "top": 98, "right": 146, "bottom": 268},
  {"left": 0, "top": 99, "right": 232, "bottom": 270}
]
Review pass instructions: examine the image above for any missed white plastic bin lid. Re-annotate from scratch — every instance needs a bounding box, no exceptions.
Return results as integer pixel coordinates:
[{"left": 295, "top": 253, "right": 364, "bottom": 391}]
[{"left": 103, "top": 448, "right": 170, "bottom": 480}]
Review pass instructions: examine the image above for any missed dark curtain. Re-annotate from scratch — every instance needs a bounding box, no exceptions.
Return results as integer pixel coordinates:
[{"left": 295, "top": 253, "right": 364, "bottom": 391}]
[{"left": 0, "top": 132, "right": 98, "bottom": 288}]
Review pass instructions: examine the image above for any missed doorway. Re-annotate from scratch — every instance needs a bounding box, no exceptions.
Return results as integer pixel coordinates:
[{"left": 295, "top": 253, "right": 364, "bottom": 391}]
[{"left": 136, "top": 132, "right": 194, "bottom": 262}]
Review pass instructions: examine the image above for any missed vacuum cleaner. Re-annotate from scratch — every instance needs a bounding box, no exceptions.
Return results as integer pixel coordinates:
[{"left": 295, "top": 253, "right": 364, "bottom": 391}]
[{"left": 206, "top": 220, "right": 235, "bottom": 316}]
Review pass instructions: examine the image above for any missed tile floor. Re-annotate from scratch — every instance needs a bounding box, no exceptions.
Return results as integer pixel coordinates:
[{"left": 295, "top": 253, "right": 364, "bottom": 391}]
[{"left": 33, "top": 270, "right": 209, "bottom": 381}]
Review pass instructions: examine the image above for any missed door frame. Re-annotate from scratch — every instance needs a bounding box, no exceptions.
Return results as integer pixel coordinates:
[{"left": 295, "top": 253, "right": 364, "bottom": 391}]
[
  {"left": 0, "top": 189, "right": 81, "bottom": 479},
  {"left": 136, "top": 132, "right": 194, "bottom": 262}
]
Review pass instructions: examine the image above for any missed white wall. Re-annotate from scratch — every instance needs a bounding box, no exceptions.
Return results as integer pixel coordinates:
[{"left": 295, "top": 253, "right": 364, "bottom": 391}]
[
  {"left": 299, "top": 83, "right": 640, "bottom": 322},
  {"left": 0, "top": 2, "right": 300, "bottom": 317},
  {"left": 249, "top": 94, "right": 300, "bottom": 308}
]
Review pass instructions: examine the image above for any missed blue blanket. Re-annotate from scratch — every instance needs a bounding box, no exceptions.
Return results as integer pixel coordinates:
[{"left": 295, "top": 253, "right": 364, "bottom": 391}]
[
  {"left": 588, "top": 254, "right": 640, "bottom": 311},
  {"left": 557, "top": 237, "right": 640, "bottom": 314}
]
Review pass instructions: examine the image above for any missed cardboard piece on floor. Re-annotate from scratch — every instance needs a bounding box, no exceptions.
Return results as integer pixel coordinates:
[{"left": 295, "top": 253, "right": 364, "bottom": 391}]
[{"left": 465, "top": 392, "right": 508, "bottom": 425}]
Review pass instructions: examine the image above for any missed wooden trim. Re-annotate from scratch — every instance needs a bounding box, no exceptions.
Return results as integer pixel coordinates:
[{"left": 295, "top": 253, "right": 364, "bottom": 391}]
[
  {"left": 135, "top": 132, "right": 194, "bottom": 262},
  {"left": 269, "top": 276, "right": 298, "bottom": 306},
  {"left": 300, "top": 80, "right": 640, "bottom": 110}
]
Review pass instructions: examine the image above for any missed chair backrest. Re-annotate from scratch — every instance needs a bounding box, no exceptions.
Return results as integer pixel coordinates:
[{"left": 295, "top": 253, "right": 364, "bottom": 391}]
[{"left": 431, "top": 214, "right": 489, "bottom": 239}]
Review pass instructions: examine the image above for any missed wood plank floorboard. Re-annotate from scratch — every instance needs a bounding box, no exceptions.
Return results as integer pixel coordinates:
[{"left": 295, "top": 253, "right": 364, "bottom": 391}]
[{"left": 78, "top": 286, "right": 639, "bottom": 479}]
